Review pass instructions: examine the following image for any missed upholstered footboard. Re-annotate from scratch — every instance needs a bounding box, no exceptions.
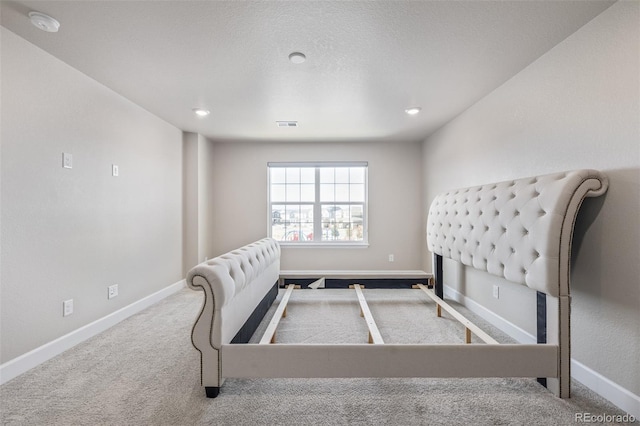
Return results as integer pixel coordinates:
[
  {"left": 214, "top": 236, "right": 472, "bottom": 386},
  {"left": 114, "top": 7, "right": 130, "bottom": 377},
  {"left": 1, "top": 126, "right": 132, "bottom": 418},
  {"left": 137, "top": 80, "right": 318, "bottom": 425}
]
[{"left": 186, "top": 238, "right": 280, "bottom": 397}]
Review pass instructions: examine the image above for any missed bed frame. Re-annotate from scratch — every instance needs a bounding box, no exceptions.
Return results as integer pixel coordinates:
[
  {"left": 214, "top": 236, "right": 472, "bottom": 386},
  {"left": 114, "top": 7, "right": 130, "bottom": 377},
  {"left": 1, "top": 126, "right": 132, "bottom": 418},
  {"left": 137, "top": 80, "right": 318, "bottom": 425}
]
[{"left": 187, "top": 169, "right": 608, "bottom": 398}]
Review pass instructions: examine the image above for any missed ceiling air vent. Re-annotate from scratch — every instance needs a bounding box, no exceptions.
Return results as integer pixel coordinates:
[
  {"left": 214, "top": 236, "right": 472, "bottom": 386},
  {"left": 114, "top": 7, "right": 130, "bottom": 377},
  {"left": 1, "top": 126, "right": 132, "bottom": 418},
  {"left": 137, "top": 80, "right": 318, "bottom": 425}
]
[{"left": 276, "top": 121, "right": 298, "bottom": 127}]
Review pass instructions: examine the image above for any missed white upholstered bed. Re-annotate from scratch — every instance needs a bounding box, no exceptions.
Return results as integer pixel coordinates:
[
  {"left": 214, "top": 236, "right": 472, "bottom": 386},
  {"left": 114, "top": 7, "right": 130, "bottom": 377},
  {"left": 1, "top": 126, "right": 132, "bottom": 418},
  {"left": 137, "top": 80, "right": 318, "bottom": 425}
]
[{"left": 187, "top": 169, "right": 608, "bottom": 398}]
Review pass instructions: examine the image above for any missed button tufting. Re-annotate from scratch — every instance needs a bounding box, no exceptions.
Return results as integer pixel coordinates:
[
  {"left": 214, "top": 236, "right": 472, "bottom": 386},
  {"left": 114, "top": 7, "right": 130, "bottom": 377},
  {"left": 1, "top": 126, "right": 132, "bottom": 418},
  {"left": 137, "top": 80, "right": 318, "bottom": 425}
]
[{"left": 425, "top": 171, "right": 608, "bottom": 293}]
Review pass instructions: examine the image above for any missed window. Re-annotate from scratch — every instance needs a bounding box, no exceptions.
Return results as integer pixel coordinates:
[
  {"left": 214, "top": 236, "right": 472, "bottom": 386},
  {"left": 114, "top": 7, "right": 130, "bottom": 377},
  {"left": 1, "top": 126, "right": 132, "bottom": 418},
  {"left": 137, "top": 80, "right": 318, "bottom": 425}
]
[{"left": 268, "top": 162, "right": 368, "bottom": 245}]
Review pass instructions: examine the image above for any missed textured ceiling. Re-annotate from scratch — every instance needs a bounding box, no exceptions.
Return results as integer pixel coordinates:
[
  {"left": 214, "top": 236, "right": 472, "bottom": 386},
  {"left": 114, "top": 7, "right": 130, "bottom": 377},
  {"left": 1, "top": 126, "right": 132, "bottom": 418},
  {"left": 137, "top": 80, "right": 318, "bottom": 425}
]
[{"left": 1, "top": 1, "right": 615, "bottom": 143}]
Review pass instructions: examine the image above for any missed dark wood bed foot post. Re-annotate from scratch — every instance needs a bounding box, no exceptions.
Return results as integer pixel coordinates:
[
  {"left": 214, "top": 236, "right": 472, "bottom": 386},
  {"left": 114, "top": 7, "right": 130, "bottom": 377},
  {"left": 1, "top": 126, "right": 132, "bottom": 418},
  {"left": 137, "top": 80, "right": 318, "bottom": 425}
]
[
  {"left": 205, "top": 387, "right": 220, "bottom": 398},
  {"left": 433, "top": 253, "right": 444, "bottom": 299},
  {"left": 536, "top": 291, "right": 547, "bottom": 388}
]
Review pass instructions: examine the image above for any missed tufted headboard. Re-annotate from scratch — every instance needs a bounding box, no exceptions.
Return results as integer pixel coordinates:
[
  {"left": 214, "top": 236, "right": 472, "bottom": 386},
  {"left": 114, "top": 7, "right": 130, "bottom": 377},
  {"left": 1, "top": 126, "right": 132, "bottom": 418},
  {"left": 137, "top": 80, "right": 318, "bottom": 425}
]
[{"left": 426, "top": 170, "right": 608, "bottom": 297}]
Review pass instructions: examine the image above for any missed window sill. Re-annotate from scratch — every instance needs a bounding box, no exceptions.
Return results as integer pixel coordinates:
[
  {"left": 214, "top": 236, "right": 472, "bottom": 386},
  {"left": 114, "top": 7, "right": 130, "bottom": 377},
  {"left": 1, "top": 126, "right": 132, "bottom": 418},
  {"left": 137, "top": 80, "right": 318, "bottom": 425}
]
[{"left": 278, "top": 242, "right": 369, "bottom": 249}]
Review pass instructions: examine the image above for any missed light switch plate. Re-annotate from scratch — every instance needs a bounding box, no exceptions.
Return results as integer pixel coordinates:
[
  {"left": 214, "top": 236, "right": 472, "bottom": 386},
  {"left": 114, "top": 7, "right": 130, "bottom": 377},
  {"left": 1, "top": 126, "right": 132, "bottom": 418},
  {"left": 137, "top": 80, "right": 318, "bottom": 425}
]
[
  {"left": 112, "top": 164, "right": 119, "bottom": 177},
  {"left": 63, "top": 153, "right": 72, "bottom": 169}
]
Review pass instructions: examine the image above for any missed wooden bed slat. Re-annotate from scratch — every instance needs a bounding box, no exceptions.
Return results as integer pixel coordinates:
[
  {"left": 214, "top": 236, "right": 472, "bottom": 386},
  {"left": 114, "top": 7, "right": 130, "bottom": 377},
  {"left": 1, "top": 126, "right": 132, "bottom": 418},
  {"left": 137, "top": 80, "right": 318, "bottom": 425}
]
[
  {"left": 352, "top": 284, "right": 384, "bottom": 344},
  {"left": 259, "top": 284, "right": 296, "bottom": 344},
  {"left": 414, "top": 284, "right": 499, "bottom": 345}
]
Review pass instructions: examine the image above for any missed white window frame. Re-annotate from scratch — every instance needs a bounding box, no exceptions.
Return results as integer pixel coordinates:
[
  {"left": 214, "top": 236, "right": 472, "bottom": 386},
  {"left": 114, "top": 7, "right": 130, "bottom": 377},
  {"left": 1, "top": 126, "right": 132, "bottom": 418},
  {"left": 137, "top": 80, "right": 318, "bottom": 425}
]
[{"left": 267, "top": 161, "right": 368, "bottom": 247}]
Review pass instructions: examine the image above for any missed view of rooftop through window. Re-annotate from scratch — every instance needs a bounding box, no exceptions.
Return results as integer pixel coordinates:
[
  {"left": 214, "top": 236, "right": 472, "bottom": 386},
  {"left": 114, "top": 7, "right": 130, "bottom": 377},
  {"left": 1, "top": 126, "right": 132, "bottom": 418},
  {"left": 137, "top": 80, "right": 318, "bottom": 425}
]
[{"left": 268, "top": 163, "right": 367, "bottom": 244}]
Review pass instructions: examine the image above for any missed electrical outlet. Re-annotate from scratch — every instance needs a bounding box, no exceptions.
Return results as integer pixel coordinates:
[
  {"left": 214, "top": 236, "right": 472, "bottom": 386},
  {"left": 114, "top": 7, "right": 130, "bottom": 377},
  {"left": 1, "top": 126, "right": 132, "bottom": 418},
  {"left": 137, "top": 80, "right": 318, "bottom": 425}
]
[
  {"left": 493, "top": 285, "right": 500, "bottom": 299},
  {"left": 388, "top": 254, "right": 395, "bottom": 262},
  {"left": 108, "top": 284, "right": 118, "bottom": 299},
  {"left": 63, "top": 299, "right": 74, "bottom": 316},
  {"left": 62, "top": 153, "right": 72, "bottom": 169},
  {"left": 112, "top": 164, "right": 119, "bottom": 177}
]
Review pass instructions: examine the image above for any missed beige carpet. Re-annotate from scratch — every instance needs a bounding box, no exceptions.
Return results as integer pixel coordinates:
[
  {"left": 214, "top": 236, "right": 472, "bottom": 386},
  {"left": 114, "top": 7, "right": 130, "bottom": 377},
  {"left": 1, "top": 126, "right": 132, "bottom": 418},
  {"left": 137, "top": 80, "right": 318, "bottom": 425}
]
[{"left": 0, "top": 288, "right": 633, "bottom": 425}]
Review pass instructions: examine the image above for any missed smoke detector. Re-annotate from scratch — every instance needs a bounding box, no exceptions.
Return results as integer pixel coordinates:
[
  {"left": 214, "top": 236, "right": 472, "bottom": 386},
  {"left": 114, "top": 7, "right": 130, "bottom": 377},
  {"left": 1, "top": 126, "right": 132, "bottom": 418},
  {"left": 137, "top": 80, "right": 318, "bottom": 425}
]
[
  {"left": 288, "top": 52, "right": 306, "bottom": 64},
  {"left": 29, "top": 11, "right": 60, "bottom": 33}
]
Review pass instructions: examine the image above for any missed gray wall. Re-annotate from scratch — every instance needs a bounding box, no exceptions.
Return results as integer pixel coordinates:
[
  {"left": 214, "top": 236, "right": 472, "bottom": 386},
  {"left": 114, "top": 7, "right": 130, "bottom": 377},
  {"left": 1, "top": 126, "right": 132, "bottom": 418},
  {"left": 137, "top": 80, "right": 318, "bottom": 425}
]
[
  {"left": 0, "top": 28, "right": 184, "bottom": 363},
  {"left": 208, "top": 140, "right": 424, "bottom": 270},
  {"left": 182, "top": 133, "right": 216, "bottom": 274},
  {"left": 421, "top": 1, "right": 639, "bottom": 395},
  {"left": 198, "top": 135, "right": 217, "bottom": 263}
]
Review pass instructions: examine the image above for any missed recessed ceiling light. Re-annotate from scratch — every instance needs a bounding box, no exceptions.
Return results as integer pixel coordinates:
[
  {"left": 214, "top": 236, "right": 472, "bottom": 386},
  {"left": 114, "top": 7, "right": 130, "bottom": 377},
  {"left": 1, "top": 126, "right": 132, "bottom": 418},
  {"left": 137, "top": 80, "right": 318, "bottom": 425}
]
[
  {"left": 192, "top": 108, "right": 210, "bottom": 117},
  {"left": 405, "top": 107, "right": 422, "bottom": 115},
  {"left": 289, "top": 52, "right": 306, "bottom": 64},
  {"left": 28, "top": 11, "right": 60, "bottom": 33}
]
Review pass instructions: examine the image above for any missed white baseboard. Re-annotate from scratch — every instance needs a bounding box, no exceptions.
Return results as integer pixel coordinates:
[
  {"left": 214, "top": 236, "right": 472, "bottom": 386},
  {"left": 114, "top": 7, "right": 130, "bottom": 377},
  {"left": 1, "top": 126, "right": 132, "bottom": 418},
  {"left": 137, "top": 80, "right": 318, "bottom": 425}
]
[
  {"left": 443, "top": 285, "right": 536, "bottom": 344},
  {"left": 0, "top": 279, "right": 186, "bottom": 385},
  {"left": 443, "top": 285, "right": 639, "bottom": 418},
  {"left": 572, "top": 359, "right": 640, "bottom": 419}
]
